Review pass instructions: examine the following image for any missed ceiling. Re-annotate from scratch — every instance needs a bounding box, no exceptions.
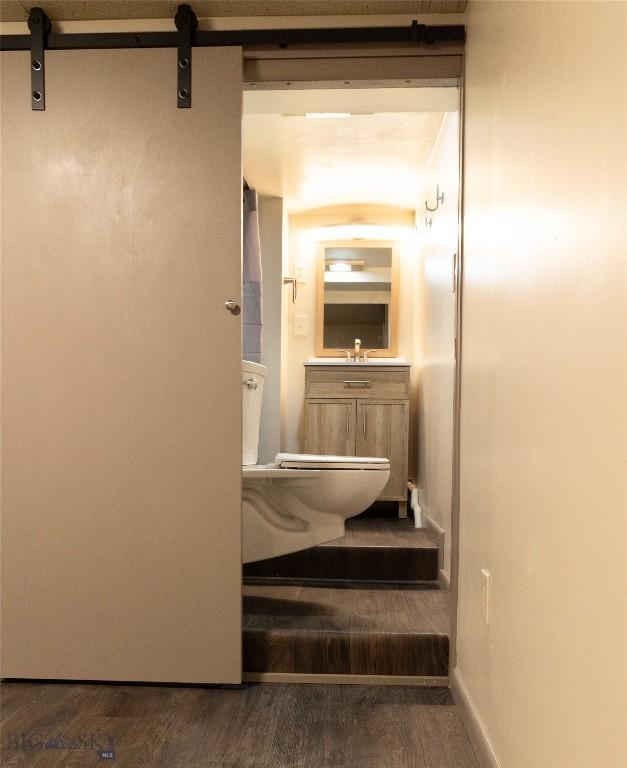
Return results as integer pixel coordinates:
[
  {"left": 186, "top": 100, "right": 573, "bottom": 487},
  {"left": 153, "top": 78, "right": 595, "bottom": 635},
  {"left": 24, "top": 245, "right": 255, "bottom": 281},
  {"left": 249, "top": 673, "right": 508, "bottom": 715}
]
[
  {"left": 243, "top": 87, "right": 455, "bottom": 213},
  {"left": 0, "top": 1, "right": 466, "bottom": 22}
]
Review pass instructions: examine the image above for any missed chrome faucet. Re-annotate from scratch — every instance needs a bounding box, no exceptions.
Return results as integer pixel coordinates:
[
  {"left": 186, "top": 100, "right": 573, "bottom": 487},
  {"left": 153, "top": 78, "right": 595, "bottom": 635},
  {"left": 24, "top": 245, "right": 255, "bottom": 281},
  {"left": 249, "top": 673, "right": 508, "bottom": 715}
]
[
  {"left": 343, "top": 349, "right": 352, "bottom": 362},
  {"left": 353, "top": 338, "right": 361, "bottom": 363}
]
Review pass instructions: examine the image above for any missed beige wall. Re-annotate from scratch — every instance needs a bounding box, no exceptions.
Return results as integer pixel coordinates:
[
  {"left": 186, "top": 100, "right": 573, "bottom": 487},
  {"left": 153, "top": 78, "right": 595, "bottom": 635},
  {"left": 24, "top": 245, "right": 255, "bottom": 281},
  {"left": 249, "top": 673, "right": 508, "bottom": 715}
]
[
  {"left": 415, "top": 111, "right": 459, "bottom": 575},
  {"left": 284, "top": 205, "right": 419, "bottom": 462},
  {"left": 457, "top": 2, "right": 627, "bottom": 766},
  {"left": 0, "top": 47, "right": 244, "bottom": 683}
]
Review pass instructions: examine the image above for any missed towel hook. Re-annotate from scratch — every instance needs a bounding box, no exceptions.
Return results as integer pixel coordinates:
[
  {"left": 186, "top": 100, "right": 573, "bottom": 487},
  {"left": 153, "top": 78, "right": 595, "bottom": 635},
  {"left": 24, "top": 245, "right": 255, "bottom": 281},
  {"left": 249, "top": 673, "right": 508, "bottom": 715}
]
[{"left": 425, "top": 184, "right": 444, "bottom": 212}]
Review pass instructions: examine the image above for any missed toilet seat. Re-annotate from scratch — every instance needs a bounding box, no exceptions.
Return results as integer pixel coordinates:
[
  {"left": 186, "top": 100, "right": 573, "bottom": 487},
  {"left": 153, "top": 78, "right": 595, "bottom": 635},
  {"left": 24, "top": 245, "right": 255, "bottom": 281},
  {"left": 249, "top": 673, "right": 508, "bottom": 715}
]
[
  {"left": 243, "top": 452, "right": 391, "bottom": 563},
  {"left": 275, "top": 453, "right": 390, "bottom": 471},
  {"left": 242, "top": 360, "right": 391, "bottom": 564}
]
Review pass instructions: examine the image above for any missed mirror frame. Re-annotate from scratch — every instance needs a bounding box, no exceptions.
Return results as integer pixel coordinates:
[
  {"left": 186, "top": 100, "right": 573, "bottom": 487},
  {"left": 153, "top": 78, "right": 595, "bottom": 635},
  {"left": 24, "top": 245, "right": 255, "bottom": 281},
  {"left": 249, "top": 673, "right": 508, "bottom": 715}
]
[{"left": 316, "top": 239, "right": 400, "bottom": 358}]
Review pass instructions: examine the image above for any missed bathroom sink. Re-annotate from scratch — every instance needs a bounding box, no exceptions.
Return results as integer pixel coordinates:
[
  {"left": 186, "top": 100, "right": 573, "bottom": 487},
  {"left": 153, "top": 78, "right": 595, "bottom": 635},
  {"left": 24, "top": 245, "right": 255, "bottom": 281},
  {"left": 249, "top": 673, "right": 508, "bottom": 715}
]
[{"left": 305, "top": 358, "right": 409, "bottom": 367}]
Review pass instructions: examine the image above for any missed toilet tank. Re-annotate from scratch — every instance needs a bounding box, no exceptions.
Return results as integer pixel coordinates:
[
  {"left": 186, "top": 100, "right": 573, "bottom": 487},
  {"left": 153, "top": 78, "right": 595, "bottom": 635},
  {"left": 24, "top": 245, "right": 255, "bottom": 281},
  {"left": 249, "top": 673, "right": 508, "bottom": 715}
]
[{"left": 242, "top": 360, "right": 266, "bottom": 466}]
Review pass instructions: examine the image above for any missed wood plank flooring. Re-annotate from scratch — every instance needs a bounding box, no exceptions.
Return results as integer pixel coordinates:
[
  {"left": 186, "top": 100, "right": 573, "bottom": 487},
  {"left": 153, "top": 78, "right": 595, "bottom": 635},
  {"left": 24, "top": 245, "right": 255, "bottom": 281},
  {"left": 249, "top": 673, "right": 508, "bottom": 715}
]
[
  {"left": 244, "top": 518, "right": 439, "bottom": 584},
  {"left": 243, "top": 584, "right": 449, "bottom": 676},
  {"left": 0, "top": 681, "right": 480, "bottom": 768}
]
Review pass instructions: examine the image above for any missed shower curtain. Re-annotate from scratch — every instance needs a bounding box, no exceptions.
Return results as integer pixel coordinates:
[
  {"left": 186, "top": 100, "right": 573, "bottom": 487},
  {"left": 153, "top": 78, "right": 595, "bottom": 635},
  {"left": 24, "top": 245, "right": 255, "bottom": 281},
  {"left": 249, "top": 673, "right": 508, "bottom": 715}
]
[{"left": 243, "top": 187, "right": 263, "bottom": 363}]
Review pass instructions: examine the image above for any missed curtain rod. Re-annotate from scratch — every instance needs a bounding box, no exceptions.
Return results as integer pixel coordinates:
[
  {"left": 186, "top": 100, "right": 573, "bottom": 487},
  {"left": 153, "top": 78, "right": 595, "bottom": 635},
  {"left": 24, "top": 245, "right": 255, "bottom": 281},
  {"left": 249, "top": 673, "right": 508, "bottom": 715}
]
[{"left": 0, "top": 21, "right": 465, "bottom": 52}]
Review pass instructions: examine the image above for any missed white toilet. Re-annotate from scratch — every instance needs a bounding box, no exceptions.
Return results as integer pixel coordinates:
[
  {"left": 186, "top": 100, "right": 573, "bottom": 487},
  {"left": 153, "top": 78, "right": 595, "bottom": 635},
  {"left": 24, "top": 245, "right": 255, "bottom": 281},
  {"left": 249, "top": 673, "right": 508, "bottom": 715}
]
[{"left": 242, "top": 360, "right": 390, "bottom": 564}]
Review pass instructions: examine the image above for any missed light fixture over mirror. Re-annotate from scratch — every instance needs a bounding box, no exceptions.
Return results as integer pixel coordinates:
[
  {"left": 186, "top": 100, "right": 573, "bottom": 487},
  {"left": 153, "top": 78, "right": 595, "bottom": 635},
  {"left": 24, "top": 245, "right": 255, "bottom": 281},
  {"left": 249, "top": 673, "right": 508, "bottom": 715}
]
[
  {"left": 316, "top": 241, "right": 399, "bottom": 358},
  {"left": 327, "top": 259, "right": 365, "bottom": 273}
]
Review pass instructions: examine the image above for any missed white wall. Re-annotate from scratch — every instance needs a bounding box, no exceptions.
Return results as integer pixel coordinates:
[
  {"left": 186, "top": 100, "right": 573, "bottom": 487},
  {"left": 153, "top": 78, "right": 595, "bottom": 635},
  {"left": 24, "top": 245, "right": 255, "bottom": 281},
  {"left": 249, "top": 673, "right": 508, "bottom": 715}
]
[
  {"left": 415, "top": 111, "right": 459, "bottom": 577},
  {"left": 457, "top": 3, "right": 627, "bottom": 767},
  {"left": 257, "top": 195, "right": 283, "bottom": 463},
  {"left": 284, "top": 205, "right": 419, "bottom": 463}
]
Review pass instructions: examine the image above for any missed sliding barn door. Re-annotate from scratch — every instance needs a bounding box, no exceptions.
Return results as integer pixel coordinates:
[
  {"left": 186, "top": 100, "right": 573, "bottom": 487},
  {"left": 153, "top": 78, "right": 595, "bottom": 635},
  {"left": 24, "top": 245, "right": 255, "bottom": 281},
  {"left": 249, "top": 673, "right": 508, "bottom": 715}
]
[{"left": 1, "top": 48, "right": 243, "bottom": 683}]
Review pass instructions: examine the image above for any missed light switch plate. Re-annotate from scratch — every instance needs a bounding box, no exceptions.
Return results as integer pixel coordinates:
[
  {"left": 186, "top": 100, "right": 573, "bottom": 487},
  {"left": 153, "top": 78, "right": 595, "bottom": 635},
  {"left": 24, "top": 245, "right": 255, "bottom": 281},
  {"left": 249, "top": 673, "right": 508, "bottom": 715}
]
[
  {"left": 294, "top": 314, "right": 307, "bottom": 336},
  {"left": 295, "top": 265, "right": 305, "bottom": 283}
]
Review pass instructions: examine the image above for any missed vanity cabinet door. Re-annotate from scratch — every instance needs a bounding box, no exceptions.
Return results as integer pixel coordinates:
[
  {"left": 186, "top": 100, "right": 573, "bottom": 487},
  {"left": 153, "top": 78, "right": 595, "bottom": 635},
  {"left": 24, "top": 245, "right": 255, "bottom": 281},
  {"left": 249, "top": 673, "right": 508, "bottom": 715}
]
[
  {"left": 304, "top": 399, "right": 356, "bottom": 457},
  {"left": 356, "top": 400, "right": 409, "bottom": 501}
]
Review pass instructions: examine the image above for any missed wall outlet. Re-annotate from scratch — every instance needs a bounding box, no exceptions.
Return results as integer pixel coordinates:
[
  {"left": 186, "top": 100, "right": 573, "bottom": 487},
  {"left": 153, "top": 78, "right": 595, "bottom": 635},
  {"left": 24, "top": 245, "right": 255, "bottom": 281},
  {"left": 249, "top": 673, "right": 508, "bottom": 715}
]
[
  {"left": 481, "top": 568, "right": 491, "bottom": 625},
  {"left": 294, "top": 314, "right": 307, "bottom": 336}
]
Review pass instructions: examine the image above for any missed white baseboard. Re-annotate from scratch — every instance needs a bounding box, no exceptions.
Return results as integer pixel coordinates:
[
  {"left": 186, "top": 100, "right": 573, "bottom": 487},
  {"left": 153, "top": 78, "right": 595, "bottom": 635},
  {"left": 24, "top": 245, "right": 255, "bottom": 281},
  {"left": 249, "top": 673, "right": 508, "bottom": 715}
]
[
  {"left": 423, "top": 512, "right": 445, "bottom": 540},
  {"left": 450, "top": 667, "right": 501, "bottom": 768},
  {"left": 423, "top": 512, "right": 445, "bottom": 575}
]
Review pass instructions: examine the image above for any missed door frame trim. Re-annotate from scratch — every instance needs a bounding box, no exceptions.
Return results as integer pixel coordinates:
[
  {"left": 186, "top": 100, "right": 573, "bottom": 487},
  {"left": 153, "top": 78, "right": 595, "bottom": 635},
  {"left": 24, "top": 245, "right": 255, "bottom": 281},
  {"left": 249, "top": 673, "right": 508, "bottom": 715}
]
[
  {"left": 244, "top": 672, "right": 449, "bottom": 687},
  {"left": 241, "top": 49, "right": 465, "bottom": 682},
  {"left": 448, "top": 60, "right": 465, "bottom": 672}
]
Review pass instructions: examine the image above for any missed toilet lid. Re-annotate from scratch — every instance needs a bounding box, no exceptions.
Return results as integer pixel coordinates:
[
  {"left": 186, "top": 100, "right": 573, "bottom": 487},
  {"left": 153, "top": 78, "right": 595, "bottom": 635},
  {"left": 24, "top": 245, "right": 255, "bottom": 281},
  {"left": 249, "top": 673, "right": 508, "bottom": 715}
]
[{"left": 275, "top": 453, "right": 390, "bottom": 471}]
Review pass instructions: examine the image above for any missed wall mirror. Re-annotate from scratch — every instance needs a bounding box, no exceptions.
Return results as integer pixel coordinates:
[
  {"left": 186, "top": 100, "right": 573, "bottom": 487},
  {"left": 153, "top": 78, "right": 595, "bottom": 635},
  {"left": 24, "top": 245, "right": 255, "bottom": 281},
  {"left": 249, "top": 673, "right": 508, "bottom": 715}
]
[{"left": 316, "top": 241, "right": 399, "bottom": 357}]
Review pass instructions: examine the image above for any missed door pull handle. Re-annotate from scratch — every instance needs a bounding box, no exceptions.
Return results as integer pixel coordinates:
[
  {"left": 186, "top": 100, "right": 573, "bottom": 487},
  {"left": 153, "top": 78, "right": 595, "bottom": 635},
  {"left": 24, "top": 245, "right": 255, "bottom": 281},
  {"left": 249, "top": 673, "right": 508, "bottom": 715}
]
[
  {"left": 224, "top": 298, "right": 241, "bottom": 315},
  {"left": 283, "top": 277, "right": 297, "bottom": 303},
  {"left": 343, "top": 380, "right": 371, "bottom": 387},
  {"left": 363, "top": 409, "right": 367, "bottom": 437}
]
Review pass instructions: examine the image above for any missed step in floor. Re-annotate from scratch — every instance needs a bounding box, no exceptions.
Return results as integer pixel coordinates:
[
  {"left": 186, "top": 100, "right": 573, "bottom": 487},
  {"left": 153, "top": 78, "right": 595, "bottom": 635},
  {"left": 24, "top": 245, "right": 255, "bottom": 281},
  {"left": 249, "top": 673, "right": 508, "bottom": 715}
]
[
  {"left": 244, "top": 517, "right": 439, "bottom": 584},
  {"left": 243, "top": 583, "right": 449, "bottom": 677}
]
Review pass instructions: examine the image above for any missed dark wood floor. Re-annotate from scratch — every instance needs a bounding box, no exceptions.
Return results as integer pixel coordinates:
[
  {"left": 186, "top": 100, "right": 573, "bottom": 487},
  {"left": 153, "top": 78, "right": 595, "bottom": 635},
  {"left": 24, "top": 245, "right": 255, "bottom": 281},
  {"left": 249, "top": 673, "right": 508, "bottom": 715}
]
[
  {"left": 243, "top": 584, "right": 449, "bottom": 676},
  {"left": 0, "top": 681, "right": 479, "bottom": 768},
  {"left": 244, "top": 518, "right": 439, "bottom": 584}
]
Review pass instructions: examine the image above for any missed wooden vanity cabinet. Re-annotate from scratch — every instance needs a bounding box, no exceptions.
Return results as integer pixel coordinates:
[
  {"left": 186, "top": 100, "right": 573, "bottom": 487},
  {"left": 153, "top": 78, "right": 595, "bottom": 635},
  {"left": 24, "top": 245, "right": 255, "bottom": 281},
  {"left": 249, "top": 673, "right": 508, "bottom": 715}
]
[{"left": 304, "top": 366, "right": 410, "bottom": 517}]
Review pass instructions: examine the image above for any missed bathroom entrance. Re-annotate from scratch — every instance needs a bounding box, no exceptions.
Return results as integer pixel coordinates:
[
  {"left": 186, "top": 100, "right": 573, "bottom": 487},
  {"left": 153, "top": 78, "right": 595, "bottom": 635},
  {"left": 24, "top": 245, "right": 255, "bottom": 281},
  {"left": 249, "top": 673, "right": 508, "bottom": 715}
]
[
  {"left": 0, "top": 23, "right": 463, "bottom": 688},
  {"left": 240, "top": 66, "right": 463, "bottom": 683}
]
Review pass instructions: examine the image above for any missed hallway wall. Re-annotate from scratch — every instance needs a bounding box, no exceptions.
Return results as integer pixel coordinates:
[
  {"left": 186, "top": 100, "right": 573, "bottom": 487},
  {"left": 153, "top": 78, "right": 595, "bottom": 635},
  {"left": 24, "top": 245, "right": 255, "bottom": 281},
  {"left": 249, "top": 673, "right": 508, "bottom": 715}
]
[
  {"left": 415, "top": 111, "right": 459, "bottom": 580},
  {"left": 457, "top": 2, "right": 627, "bottom": 767}
]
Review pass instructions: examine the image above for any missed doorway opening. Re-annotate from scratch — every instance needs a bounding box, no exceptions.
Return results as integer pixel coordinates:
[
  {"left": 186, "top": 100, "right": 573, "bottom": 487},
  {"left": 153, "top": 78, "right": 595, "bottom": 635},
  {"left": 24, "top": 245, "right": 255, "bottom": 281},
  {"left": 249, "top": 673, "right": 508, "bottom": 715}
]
[{"left": 240, "top": 75, "right": 462, "bottom": 684}]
